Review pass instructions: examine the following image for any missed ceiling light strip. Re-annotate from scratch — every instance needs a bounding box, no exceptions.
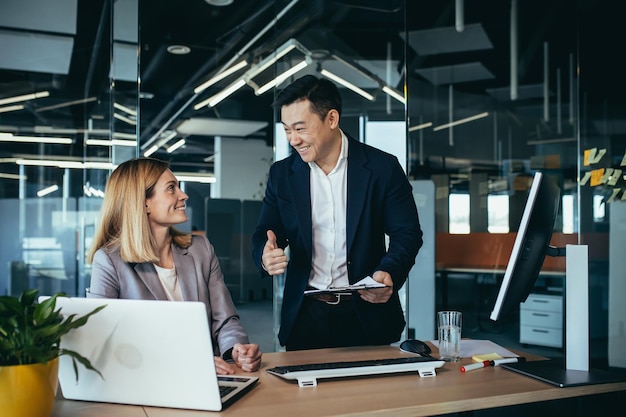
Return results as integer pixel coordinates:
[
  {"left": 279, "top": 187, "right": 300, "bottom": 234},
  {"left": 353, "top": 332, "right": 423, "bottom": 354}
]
[
  {"left": 37, "top": 184, "right": 59, "bottom": 197},
  {"left": 176, "top": 175, "right": 217, "bottom": 184},
  {"left": 15, "top": 159, "right": 115, "bottom": 170},
  {"left": 408, "top": 122, "right": 433, "bottom": 132},
  {"left": 382, "top": 86, "right": 406, "bottom": 105},
  {"left": 36, "top": 97, "right": 97, "bottom": 112},
  {"left": 0, "top": 104, "right": 25, "bottom": 113},
  {"left": 114, "top": 102, "right": 138, "bottom": 116},
  {"left": 114, "top": 113, "right": 137, "bottom": 125},
  {"left": 85, "top": 139, "right": 137, "bottom": 147},
  {"left": 0, "top": 173, "right": 26, "bottom": 180},
  {"left": 194, "top": 60, "right": 249, "bottom": 94},
  {"left": 195, "top": 78, "right": 247, "bottom": 109},
  {"left": 0, "top": 134, "right": 73, "bottom": 144},
  {"left": 433, "top": 112, "right": 490, "bottom": 132},
  {"left": 144, "top": 145, "right": 159, "bottom": 157},
  {"left": 0, "top": 91, "right": 50, "bottom": 106},
  {"left": 248, "top": 43, "right": 297, "bottom": 80},
  {"left": 320, "top": 69, "right": 374, "bottom": 101},
  {"left": 256, "top": 59, "right": 309, "bottom": 95},
  {"left": 166, "top": 138, "right": 186, "bottom": 153}
]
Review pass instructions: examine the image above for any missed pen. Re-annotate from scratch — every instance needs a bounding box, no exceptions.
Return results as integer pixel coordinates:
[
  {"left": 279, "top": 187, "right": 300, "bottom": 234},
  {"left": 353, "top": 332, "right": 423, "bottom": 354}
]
[
  {"left": 460, "top": 360, "right": 491, "bottom": 373},
  {"left": 490, "top": 357, "right": 526, "bottom": 366}
]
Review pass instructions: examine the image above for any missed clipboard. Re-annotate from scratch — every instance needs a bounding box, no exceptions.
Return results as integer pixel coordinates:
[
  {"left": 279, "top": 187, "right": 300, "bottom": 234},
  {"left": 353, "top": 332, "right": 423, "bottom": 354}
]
[{"left": 303, "top": 276, "right": 389, "bottom": 296}]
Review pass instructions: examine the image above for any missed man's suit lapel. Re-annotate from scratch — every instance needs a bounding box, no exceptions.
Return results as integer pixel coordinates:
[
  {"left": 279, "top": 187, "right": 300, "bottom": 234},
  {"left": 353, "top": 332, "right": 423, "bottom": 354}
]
[
  {"left": 346, "top": 139, "right": 370, "bottom": 265},
  {"left": 288, "top": 156, "right": 313, "bottom": 260}
]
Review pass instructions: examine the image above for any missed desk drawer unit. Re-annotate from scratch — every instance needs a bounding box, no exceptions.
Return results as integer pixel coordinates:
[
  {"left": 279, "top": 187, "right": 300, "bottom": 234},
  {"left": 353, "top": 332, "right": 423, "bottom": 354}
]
[{"left": 519, "top": 293, "right": 563, "bottom": 348}]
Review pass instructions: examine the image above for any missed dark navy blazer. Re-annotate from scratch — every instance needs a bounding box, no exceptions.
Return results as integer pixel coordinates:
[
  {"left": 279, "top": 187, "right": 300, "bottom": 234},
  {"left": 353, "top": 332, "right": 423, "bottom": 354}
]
[{"left": 252, "top": 135, "right": 423, "bottom": 346}]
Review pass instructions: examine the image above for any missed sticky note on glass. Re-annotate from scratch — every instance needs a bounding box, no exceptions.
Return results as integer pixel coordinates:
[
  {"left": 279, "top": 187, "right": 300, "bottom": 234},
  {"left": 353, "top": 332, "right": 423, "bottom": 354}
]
[{"left": 472, "top": 353, "right": 503, "bottom": 362}]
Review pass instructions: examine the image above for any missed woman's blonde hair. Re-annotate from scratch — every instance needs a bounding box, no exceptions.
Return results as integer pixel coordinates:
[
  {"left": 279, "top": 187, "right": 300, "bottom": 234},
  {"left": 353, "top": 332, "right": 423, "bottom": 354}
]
[{"left": 87, "top": 157, "right": 191, "bottom": 264}]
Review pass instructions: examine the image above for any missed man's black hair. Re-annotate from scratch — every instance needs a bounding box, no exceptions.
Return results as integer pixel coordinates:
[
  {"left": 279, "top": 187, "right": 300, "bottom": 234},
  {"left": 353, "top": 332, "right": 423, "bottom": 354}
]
[{"left": 272, "top": 75, "right": 342, "bottom": 120}]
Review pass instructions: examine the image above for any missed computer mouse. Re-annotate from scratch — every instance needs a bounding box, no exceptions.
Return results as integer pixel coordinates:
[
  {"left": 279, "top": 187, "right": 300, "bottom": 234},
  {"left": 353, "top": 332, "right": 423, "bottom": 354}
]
[{"left": 399, "top": 339, "right": 433, "bottom": 357}]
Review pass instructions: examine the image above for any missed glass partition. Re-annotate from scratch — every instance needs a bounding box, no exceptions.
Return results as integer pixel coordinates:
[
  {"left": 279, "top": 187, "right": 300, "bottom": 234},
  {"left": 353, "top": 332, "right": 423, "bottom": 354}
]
[{"left": 0, "top": 0, "right": 623, "bottom": 364}]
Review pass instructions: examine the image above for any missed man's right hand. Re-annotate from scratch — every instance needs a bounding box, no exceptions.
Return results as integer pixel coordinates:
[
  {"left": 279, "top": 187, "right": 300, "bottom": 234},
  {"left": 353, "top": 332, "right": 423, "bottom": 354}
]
[{"left": 261, "top": 230, "right": 288, "bottom": 275}]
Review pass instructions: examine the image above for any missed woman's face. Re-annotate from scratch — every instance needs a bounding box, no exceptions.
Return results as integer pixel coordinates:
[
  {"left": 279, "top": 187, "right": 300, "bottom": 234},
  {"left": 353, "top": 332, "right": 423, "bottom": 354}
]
[{"left": 145, "top": 169, "right": 189, "bottom": 230}]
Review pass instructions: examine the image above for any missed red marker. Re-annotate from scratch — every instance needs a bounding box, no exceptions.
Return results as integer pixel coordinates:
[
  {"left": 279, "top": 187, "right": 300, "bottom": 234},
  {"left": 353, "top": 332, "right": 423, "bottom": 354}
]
[{"left": 460, "top": 360, "right": 491, "bottom": 373}]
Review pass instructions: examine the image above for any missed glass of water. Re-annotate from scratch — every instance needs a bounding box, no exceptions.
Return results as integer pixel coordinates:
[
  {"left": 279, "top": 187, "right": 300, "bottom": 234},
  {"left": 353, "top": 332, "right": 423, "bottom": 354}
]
[{"left": 437, "top": 311, "right": 462, "bottom": 362}]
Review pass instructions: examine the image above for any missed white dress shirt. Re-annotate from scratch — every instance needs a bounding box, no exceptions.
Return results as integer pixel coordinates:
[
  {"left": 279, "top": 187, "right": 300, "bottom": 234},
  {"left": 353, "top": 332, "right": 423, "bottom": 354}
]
[{"left": 307, "top": 131, "right": 349, "bottom": 289}]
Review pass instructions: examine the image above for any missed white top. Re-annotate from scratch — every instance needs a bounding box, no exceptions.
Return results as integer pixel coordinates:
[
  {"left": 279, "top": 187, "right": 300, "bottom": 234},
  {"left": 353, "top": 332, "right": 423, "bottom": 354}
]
[
  {"left": 153, "top": 263, "right": 183, "bottom": 301},
  {"left": 307, "top": 131, "right": 349, "bottom": 289}
]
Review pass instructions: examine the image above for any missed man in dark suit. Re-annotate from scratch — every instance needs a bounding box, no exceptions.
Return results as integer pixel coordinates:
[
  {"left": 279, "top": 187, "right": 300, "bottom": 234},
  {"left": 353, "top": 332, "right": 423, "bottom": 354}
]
[{"left": 252, "top": 75, "right": 423, "bottom": 351}]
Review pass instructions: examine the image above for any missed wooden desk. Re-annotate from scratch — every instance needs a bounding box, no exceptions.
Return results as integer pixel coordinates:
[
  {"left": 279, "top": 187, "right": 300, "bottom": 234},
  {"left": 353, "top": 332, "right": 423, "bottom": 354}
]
[{"left": 51, "top": 345, "right": 626, "bottom": 417}]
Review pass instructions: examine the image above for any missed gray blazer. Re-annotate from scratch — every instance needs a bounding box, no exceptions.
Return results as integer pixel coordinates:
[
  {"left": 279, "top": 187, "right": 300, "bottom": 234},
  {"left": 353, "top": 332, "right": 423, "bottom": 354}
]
[{"left": 87, "top": 234, "right": 249, "bottom": 357}]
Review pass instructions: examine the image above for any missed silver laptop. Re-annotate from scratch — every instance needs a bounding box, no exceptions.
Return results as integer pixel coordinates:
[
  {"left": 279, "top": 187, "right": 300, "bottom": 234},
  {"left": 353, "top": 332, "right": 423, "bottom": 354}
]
[{"left": 46, "top": 297, "right": 258, "bottom": 411}]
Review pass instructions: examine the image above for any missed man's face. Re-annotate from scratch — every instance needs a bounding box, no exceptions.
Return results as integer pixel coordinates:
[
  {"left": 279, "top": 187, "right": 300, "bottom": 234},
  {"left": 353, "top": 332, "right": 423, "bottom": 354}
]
[{"left": 281, "top": 99, "right": 340, "bottom": 168}]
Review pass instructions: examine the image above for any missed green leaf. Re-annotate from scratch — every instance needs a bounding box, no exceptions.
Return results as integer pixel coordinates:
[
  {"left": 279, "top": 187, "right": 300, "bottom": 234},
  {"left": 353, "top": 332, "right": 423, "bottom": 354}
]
[
  {"left": 59, "top": 349, "right": 104, "bottom": 381},
  {"left": 0, "top": 290, "right": 106, "bottom": 382}
]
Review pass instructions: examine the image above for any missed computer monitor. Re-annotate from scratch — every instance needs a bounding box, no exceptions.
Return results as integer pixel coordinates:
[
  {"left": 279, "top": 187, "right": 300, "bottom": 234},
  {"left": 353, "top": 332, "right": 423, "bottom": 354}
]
[
  {"left": 489, "top": 172, "right": 626, "bottom": 387},
  {"left": 490, "top": 171, "right": 561, "bottom": 322}
]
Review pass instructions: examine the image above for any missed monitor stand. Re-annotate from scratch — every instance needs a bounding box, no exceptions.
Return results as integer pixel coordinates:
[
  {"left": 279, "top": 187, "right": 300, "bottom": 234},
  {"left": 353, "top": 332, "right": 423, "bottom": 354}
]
[{"left": 502, "top": 245, "right": 626, "bottom": 387}]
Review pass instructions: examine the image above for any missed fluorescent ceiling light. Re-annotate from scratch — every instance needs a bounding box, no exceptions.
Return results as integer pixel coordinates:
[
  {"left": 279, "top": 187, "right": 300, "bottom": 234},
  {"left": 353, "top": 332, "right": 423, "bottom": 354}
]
[
  {"left": 194, "top": 60, "right": 248, "bottom": 94},
  {"left": 114, "top": 112, "right": 137, "bottom": 125},
  {"left": 433, "top": 111, "right": 489, "bottom": 131},
  {"left": 408, "top": 122, "right": 433, "bottom": 132},
  {"left": 0, "top": 91, "right": 50, "bottom": 106},
  {"left": 256, "top": 59, "right": 309, "bottom": 95},
  {"left": 144, "top": 145, "right": 159, "bottom": 157},
  {"left": 83, "top": 185, "right": 105, "bottom": 198},
  {"left": 36, "top": 97, "right": 97, "bottom": 113},
  {"left": 247, "top": 42, "right": 298, "bottom": 80},
  {"left": 0, "top": 134, "right": 72, "bottom": 144},
  {"left": 0, "top": 104, "right": 24, "bottom": 113},
  {"left": 382, "top": 86, "right": 406, "bottom": 104},
  {"left": 37, "top": 184, "right": 59, "bottom": 197},
  {"left": 0, "top": 173, "right": 26, "bottom": 180},
  {"left": 85, "top": 139, "right": 137, "bottom": 147},
  {"left": 16, "top": 159, "right": 115, "bottom": 170},
  {"left": 175, "top": 174, "right": 216, "bottom": 184},
  {"left": 114, "top": 102, "right": 137, "bottom": 116},
  {"left": 167, "top": 138, "right": 186, "bottom": 153},
  {"left": 113, "top": 132, "right": 137, "bottom": 140},
  {"left": 320, "top": 69, "right": 374, "bottom": 101},
  {"left": 194, "top": 78, "right": 247, "bottom": 109}
]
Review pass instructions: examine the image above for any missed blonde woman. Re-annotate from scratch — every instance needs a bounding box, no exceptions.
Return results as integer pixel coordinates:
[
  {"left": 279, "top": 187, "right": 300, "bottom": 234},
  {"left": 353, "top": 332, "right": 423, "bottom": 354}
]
[{"left": 87, "top": 157, "right": 261, "bottom": 374}]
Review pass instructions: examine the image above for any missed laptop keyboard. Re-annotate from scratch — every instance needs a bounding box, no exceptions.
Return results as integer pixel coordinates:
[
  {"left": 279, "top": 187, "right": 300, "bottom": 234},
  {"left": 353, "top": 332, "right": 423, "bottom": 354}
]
[{"left": 219, "top": 385, "right": 237, "bottom": 398}]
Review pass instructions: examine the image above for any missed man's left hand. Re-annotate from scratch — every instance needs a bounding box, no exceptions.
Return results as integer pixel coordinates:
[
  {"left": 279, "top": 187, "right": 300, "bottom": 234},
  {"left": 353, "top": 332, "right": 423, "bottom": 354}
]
[{"left": 358, "top": 271, "right": 393, "bottom": 303}]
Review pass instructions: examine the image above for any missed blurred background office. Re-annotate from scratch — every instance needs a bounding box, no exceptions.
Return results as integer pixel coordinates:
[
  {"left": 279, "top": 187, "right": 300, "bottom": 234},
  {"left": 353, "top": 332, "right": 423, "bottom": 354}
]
[{"left": 0, "top": 0, "right": 624, "bottom": 366}]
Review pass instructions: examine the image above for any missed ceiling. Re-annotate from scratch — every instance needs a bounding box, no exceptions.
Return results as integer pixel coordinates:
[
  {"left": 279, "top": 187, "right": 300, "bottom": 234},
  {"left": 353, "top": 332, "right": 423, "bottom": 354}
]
[{"left": 0, "top": 0, "right": 624, "bottom": 197}]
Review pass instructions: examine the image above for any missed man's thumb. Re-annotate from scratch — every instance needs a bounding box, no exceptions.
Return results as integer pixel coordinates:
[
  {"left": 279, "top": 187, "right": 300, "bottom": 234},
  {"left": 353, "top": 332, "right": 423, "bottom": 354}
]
[{"left": 266, "top": 230, "right": 277, "bottom": 249}]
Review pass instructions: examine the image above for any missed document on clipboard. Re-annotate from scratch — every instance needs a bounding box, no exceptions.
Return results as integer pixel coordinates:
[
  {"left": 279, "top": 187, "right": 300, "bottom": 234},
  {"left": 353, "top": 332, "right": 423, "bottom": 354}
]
[{"left": 303, "top": 276, "right": 389, "bottom": 295}]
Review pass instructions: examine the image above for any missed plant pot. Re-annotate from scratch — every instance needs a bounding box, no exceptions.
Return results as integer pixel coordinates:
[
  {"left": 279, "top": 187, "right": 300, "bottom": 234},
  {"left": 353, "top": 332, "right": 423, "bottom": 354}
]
[{"left": 0, "top": 358, "right": 59, "bottom": 417}]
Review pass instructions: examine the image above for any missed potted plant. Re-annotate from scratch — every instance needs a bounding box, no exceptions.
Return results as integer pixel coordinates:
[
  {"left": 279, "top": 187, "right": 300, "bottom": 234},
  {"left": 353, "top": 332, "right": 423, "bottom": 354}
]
[{"left": 0, "top": 289, "right": 105, "bottom": 417}]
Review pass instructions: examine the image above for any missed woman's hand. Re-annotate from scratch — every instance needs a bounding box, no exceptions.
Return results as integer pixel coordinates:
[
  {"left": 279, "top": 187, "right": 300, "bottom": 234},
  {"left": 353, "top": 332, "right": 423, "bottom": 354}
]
[
  {"left": 231, "top": 343, "right": 262, "bottom": 372},
  {"left": 214, "top": 356, "right": 236, "bottom": 375}
]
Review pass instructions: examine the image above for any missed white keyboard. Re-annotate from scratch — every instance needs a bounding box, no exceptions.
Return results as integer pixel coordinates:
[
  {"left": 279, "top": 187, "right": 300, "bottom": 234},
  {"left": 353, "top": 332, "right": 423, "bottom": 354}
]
[{"left": 266, "top": 356, "right": 445, "bottom": 387}]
